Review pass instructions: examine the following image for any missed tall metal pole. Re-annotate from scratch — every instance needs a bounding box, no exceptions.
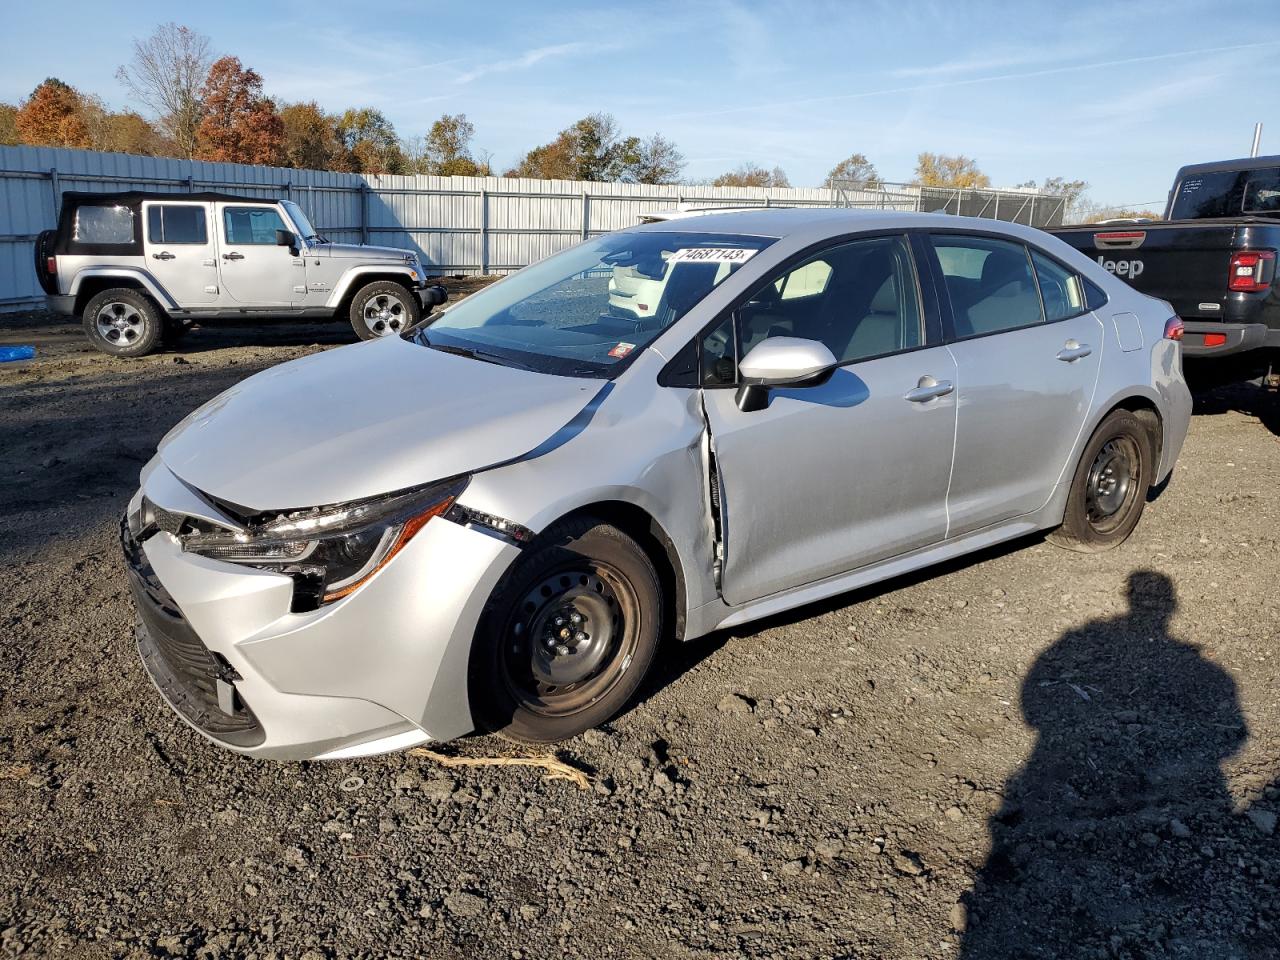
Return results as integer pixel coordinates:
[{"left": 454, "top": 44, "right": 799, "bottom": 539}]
[{"left": 1251, "top": 123, "right": 1263, "bottom": 158}]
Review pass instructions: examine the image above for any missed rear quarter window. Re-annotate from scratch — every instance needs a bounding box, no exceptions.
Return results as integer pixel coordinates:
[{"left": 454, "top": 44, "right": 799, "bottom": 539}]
[{"left": 73, "top": 205, "right": 135, "bottom": 244}]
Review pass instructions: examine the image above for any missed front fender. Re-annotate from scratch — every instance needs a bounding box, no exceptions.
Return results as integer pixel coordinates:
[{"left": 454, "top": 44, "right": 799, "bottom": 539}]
[
  {"left": 456, "top": 370, "right": 719, "bottom": 638},
  {"left": 325, "top": 266, "right": 421, "bottom": 309}
]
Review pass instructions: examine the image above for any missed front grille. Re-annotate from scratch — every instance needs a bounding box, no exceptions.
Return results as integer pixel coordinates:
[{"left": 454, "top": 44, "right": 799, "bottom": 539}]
[{"left": 122, "top": 518, "right": 265, "bottom": 747}]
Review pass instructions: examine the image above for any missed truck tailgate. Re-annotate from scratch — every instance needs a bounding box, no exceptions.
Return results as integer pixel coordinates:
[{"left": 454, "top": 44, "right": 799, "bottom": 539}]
[{"left": 1050, "top": 221, "right": 1242, "bottom": 320}]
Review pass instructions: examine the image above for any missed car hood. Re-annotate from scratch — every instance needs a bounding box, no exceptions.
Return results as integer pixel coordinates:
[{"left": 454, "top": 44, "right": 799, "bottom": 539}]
[
  {"left": 315, "top": 242, "right": 412, "bottom": 260},
  {"left": 158, "top": 336, "right": 604, "bottom": 512}
]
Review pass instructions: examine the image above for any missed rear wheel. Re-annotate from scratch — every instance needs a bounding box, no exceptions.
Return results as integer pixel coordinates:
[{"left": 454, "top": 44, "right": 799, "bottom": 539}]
[
  {"left": 469, "top": 517, "right": 663, "bottom": 743},
  {"left": 82, "top": 288, "right": 164, "bottom": 358},
  {"left": 349, "top": 281, "right": 420, "bottom": 340},
  {"left": 1049, "top": 409, "right": 1155, "bottom": 552}
]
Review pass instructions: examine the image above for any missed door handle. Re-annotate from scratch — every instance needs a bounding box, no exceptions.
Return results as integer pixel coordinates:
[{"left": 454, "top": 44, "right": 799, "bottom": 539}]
[
  {"left": 1057, "top": 340, "right": 1092, "bottom": 362},
  {"left": 222, "top": 252, "right": 245, "bottom": 261},
  {"left": 152, "top": 251, "right": 175, "bottom": 261},
  {"left": 904, "top": 375, "right": 955, "bottom": 403}
]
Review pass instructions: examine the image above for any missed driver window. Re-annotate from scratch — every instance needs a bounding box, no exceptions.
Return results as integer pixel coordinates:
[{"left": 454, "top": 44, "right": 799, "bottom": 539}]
[{"left": 739, "top": 235, "right": 922, "bottom": 364}]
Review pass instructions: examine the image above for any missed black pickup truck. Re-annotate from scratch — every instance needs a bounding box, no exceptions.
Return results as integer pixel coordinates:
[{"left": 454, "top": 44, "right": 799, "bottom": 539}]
[{"left": 1051, "top": 155, "right": 1280, "bottom": 383}]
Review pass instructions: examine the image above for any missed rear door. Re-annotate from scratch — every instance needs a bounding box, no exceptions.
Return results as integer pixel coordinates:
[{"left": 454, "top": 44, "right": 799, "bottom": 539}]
[
  {"left": 215, "top": 203, "right": 303, "bottom": 306},
  {"left": 701, "top": 233, "right": 958, "bottom": 605},
  {"left": 141, "top": 200, "right": 218, "bottom": 304},
  {"left": 929, "top": 233, "right": 1103, "bottom": 535}
]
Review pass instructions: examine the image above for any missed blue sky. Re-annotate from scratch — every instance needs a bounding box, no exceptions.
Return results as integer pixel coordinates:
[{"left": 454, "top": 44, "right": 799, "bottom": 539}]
[{"left": 2, "top": 0, "right": 1278, "bottom": 211}]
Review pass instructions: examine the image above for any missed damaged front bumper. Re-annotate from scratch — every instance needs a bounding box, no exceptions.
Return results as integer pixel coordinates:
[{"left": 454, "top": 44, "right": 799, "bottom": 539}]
[{"left": 122, "top": 464, "right": 521, "bottom": 761}]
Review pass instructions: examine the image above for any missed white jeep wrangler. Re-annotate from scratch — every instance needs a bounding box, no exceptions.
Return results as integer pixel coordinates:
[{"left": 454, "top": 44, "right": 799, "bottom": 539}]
[{"left": 36, "top": 191, "right": 446, "bottom": 356}]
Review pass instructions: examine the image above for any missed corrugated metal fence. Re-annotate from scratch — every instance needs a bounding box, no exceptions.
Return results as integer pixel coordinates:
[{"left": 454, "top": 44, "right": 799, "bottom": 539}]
[{"left": 0, "top": 145, "right": 1061, "bottom": 312}]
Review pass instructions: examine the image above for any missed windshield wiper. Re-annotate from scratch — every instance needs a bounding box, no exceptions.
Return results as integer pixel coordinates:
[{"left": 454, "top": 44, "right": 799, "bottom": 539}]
[{"left": 420, "top": 335, "right": 533, "bottom": 371}]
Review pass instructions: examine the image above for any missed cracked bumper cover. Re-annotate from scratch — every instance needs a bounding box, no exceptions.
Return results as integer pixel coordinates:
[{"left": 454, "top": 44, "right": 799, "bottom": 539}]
[{"left": 123, "top": 475, "right": 521, "bottom": 761}]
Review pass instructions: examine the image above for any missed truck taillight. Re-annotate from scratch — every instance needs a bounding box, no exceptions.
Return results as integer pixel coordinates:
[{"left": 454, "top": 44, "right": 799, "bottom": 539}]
[
  {"left": 1163, "top": 317, "right": 1184, "bottom": 341},
  {"left": 46, "top": 256, "right": 56, "bottom": 275},
  {"left": 1227, "top": 250, "right": 1275, "bottom": 292}
]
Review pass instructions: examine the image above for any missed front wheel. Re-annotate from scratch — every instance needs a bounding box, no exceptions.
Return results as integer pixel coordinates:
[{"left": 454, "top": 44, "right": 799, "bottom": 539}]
[
  {"left": 1049, "top": 409, "right": 1155, "bottom": 552},
  {"left": 469, "top": 517, "right": 663, "bottom": 743},
  {"left": 349, "top": 281, "right": 421, "bottom": 340}
]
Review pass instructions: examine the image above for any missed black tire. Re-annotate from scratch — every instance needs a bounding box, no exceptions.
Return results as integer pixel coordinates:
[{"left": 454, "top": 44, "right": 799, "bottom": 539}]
[
  {"left": 349, "top": 281, "right": 421, "bottom": 340},
  {"left": 34, "top": 230, "right": 57, "bottom": 295},
  {"left": 82, "top": 288, "right": 164, "bottom": 358},
  {"left": 1049, "top": 409, "right": 1155, "bottom": 553},
  {"left": 469, "top": 517, "right": 663, "bottom": 744}
]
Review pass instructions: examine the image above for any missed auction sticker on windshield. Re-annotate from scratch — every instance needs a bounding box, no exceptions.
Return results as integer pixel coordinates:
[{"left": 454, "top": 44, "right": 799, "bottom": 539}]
[{"left": 666, "top": 247, "right": 759, "bottom": 265}]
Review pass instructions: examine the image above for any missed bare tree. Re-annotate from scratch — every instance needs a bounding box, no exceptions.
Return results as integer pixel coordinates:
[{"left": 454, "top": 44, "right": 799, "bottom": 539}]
[{"left": 116, "top": 23, "right": 213, "bottom": 158}]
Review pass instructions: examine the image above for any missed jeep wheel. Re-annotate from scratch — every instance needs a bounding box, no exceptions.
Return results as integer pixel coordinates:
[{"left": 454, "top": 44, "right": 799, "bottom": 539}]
[
  {"left": 350, "top": 281, "right": 421, "bottom": 340},
  {"left": 83, "top": 289, "right": 164, "bottom": 358}
]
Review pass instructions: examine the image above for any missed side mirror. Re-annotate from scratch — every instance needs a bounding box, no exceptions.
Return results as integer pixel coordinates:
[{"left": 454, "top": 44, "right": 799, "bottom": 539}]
[
  {"left": 275, "top": 229, "right": 298, "bottom": 250},
  {"left": 735, "top": 337, "right": 837, "bottom": 412}
]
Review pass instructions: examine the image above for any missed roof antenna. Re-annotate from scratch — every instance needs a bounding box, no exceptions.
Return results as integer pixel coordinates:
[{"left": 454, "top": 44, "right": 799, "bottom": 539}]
[{"left": 1250, "top": 122, "right": 1263, "bottom": 158}]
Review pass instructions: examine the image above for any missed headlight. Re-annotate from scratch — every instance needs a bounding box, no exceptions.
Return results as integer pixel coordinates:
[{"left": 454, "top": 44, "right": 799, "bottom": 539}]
[{"left": 183, "top": 477, "right": 467, "bottom": 605}]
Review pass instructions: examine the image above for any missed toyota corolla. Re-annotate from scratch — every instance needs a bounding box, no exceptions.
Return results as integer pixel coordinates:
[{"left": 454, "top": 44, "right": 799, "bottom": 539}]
[{"left": 122, "top": 209, "right": 1191, "bottom": 760}]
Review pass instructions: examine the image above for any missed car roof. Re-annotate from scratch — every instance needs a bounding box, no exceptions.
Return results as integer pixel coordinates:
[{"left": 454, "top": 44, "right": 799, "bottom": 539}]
[
  {"left": 629, "top": 207, "right": 1054, "bottom": 243},
  {"left": 1171, "top": 155, "right": 1280, "bottom": 178},
  {"left": 60, "top": 190, "right": 278, "bottom": 207}
]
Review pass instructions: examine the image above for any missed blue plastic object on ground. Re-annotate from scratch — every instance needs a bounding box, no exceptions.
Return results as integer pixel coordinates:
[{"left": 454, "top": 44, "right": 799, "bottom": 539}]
[{"left": 0, "top": 345, "right": 36, "bottom": 362}]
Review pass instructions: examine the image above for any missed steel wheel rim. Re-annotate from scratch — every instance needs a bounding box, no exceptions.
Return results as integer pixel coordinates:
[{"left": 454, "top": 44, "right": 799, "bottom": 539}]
[
  {"left": 501, "top": 562, "right": 640, "bottom": 717},
  {"left": 362, "top": 294, "right": 407, "bottom": 336},
  {"left": 95, "top": 301, "right": 144, "bottom": 345},
  {"left": 1085, "top": 436, "right": 1140, "bottom": 533}
]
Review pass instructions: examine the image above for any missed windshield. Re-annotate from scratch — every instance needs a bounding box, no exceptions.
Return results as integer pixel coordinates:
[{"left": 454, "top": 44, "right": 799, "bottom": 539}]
[
  {"left": 415, "top": 230, "right": 774, "bottom": 378},
  {"left": 1169, "top": 167, "right": 1280, "bottom": 219},
  {"left": 282, "top": 200, "right": 321, "bottom": 241}
]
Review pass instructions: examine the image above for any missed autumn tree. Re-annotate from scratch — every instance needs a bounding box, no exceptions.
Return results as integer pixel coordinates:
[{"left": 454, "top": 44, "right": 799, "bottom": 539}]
[
  {"left": 336, "top": 108, "right": 406, "bottom": 174},
  {"left": 0, "top": 104, "right": 18, "bottom": 145},
  {"left": 507, "top": 113, "right": 684, "bottom": 184},
  {"left": 621, "top": 134, "right": 684, "bottom": 185},
  {"left": 713, "top": 163, "right": 790, "bottom": 188},
  {"left": 116, "top": 23, "right": 212, "bottom": 158},
  {"left": 81, "top": 96, "right": 166, "bottom": 155},
  {"left": 416, "top": 113, "right": 492, "bottom": 176},
  {"left": 912, "top": 152, "right": 990, "bottom": 189},
  {"left": 826, "top": 153, "right": 882, "bottom": 189},
  {"left": 280, "top": 101, "right": 344, "bottom": 170},
  {"left": 15, "top": 78, "right": 90, "bottom": 148},
  {"left": 194, "top": 57, "right": 283, "bottom": 165}
]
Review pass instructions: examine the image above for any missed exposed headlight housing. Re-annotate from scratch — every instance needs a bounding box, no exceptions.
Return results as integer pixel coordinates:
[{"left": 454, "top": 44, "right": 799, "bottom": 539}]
[{"left": 183, "top": 477, "right": 468, "bottom": 606}]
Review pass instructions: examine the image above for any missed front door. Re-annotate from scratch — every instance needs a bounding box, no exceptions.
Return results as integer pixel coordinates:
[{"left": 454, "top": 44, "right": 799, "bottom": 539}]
[
  {"left": 141, "top": 201, "right": 218, "bottom": 304},
  {"left": 701, "top": 234, "right": 958, "bottom": 606},
  {"left": 215, "top": 203, "right": 303, "bottom": 306},
  {"left": 929, "top": 234, "right": 1104, "bottom": 535}
]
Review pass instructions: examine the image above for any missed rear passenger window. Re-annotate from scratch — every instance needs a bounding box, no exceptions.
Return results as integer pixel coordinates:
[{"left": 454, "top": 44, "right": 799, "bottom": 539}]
[
  {"left": 147, "top": 205, "right": 208, "bottom": 244},
  {"left": 741, "top": 235, "right": 922, "bottom": 364},
  {"left": 932, "top": 235, "right": 1043, "bottom": 337},
  {"left": 1030, "top": 250, "right": 1084, "bottom": 321}
]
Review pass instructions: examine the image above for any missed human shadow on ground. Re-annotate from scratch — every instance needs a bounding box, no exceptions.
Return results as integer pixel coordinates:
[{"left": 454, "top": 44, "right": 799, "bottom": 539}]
[{"left": 959, "top": 570, "right": 1280, "bottom": 960}]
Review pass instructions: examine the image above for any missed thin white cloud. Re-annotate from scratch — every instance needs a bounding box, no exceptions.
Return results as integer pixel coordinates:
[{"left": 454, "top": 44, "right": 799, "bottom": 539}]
[
  {"left": 453, "top": 42, "right": 592, "bottom": 85},
  {"left": 668, "top": 38, "right": 1280, "bottom": 121}
]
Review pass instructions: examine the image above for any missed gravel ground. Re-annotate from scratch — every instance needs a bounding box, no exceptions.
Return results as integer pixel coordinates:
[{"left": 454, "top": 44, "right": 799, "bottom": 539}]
[{"left": 1, "top": 304, "right": 1278, "bottom": 960}]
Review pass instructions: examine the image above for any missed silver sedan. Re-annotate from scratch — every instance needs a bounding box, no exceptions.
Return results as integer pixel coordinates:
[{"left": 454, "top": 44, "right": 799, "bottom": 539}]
[{"left": 122, "top": 209, "right": 1191, "bottom": 759}]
